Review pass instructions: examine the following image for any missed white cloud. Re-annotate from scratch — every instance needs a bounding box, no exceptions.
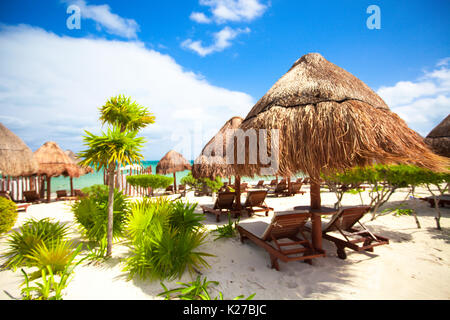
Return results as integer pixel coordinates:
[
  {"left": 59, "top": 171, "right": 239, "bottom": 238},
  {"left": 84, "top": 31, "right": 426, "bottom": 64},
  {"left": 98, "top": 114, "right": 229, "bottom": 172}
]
[
  {"left": 377, "top": 59, "right": 450, "bottom": 136},
  {"left": 0, "top": 24, "right": 255, "bottom": 159},
  {"left": 182, "top": 26, "right": 250, "bottom": 56},
  {"left": 190, "top": 12, "right": 212, "bottom": 24},
  {"left": 197, "top": 0, "right": 267, "bottom": 23},
  {"left": 65, "top": 0, "right": 140, "bottom": 38}
]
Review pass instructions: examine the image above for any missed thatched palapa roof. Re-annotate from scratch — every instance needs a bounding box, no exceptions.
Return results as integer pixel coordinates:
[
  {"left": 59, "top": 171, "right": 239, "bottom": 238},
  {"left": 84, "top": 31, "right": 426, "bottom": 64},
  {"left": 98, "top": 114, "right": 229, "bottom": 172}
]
[
  {"left": 65, "top": 150, "right": 94, "bottom": 175},
  {"left": 34, "top": 142, "right": 80, "bottom": 178},
  {"left": 230, "top": 53, "right": 448, "bottom": 179},
  {"left": 0, "top": 123, "right": 38, "bottom": 177},
  {"left": 424, "top": 114, "right": 450, "bottom": 158},
  {"left": 192, "top": 116, "right": 243, "bottom": 179},
  {"left": 156, "top": 150, "right": 191, "bottom": 175}
]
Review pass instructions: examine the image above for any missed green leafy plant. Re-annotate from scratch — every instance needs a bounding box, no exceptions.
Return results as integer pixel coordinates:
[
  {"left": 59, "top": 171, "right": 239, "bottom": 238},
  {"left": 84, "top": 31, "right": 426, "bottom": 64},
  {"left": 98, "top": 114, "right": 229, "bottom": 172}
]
[
  {"left": 159, "top": 276, "right": 255, "bottom": 300},
  {"left": 26, "top": 240, "right": 78, "bottom": 274},
  {"left": 124, "top": 198, "right": 213, "bottom": 281},
  {"left": 71, "top": 187, "right": 129, "bottom": 243},
  {"left": 0, "top": 197, "right": 18, "bottom": 234},
  {"left": 2, "top": 218, "right": 69, "bottom": 270},
  {"left": 20, "top": 244, "right": 85, "bottom": 300},
  {"left": 212, "top": 215, "right": 239, "bottom": 241},
  {"left": 126, "top": 174, "right": 174, "bottom": 196},
  {"left": 78, "top": 95, "right": 152, "bottom": 257}
]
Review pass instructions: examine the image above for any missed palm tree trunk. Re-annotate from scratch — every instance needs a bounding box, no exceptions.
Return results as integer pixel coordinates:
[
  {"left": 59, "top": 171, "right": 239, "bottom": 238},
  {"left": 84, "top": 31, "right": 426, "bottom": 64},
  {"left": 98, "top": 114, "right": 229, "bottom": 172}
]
[{"left": 106, "top": 165, "right": 115, "bottom": 257}]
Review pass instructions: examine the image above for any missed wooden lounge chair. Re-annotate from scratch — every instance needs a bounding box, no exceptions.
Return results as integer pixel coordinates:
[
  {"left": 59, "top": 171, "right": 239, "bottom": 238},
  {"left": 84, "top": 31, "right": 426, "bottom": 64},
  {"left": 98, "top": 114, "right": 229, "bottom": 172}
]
[
  {"left": 200, "top": 191, "right": 237, "bottom": 222},
  {"left": 74, "top": 189, "right": 87, "bottom": 198},
  {"left": 164, "top": 185, "right": 174, "bottom": 194},
  {"left": 265, "top": 179, "right": 277, "bottom": 188},
  {"left": 286, "top": 182, "right": 306, "bottom": 196},
  {"left": 420, "top": 195, "right": 450, "bottom": 208},
  {"left": 306, "top": 206, "right": 389, "bottom": 259},
  {"left": 253, "top": 180, "right": 265, "bottom": 189},
  {"left": 56, "top": 190, "right": 67, "bottom": 200},
  {"left": 0, "top": 191, "right": 31, "bottom": 212},
  {"left": 23, "top": 190, "right": 42, "bottom": 204},
  {"left": 237, "top": 211, "right": 326, "bottom": 270},
  {"left": 242, "top": 190, "right": 273, "bottom": 217},
  {"left": 268, "top": 182, "right": 288, "bottom": 197}
]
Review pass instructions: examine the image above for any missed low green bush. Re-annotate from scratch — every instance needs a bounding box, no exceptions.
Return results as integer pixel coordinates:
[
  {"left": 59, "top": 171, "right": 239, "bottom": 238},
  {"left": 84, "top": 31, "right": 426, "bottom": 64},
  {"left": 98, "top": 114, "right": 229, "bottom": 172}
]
[
  {"left": 124, "top": 197, "right": 212, "bottom": 281},
  {"left": 0, "top": 197, "right": 18, "bottom": 234},
  {"left": 2, "top": 218, "right": 69, "bottom": 270},
  {"left": 71, "top": 187, "right": 129, "bottom": 243},
  {"left": 126, "top": 174, "right": 174, "bottom": 195}
]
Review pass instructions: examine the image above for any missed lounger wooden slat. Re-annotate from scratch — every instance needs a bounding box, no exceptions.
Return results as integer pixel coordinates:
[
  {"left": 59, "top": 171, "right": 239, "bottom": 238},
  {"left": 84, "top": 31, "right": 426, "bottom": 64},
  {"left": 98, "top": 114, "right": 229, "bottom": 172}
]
[
  {"left": 237, "top": 211, "right": 325, "bottom": 270},
  {"left": 241, "top": 190, "right": 273, "bottom": 217},
  {"left": 200, "top": 191, "right": 237, "bottom": 222},
  {"left": 305, "top": 205, "right": 389, "bottom": 259}
]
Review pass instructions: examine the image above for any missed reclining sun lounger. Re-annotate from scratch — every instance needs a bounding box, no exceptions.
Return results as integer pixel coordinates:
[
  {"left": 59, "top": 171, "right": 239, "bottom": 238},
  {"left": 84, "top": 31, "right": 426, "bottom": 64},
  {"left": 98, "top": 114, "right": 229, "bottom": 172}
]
[
  {"left": 268, "top": 182, "right": 288, "bottom": 197},
  {"left": 237, "top": 211, "right": 326, "bottom": 270},
  {"left": 241, "top": 190, "right": 273, "bottom": 217},
  {"left": 23, "top": 190, "right": 42, "bottom": 204},
  {"left": 305, "top": 205, "right": 389, "bottom": 259},
  {"left": 200, "top": 191, "right": 237, "bottom": 222},
  {"left": 420, "top": 195, "right": 450, "bottom": 208},
  {"left": 0, "top": 191, "right": 31, "bottom": 212}
]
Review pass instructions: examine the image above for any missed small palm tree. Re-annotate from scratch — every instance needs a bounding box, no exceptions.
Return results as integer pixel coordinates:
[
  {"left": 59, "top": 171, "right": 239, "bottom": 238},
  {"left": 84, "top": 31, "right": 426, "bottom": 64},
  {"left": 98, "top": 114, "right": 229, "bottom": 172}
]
[
  {"left": 99, "top": 95, "right": 155, "bottom": 133},
  {"left": 78, "top": 126, "right": 146, "bottom": 256}
]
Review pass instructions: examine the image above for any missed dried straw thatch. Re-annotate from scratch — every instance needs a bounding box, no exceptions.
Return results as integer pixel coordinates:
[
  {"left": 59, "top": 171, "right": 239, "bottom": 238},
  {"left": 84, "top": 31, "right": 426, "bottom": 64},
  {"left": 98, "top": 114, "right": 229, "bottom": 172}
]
[
  {"left": 34, "top": 142, "right": 80, "bottom": 178},
  {"left": 156, "top": 150, "right": 191, "bottom": 193},
  {"left": 156, "top": 150, "right": 191, "bottom": 175},
  {"left": 424, "top": 114, "right": 450, "bottom": 158},
  {"left": 192, "top": 116, "right": 243, "bottom": 179},
  {"left": 230, "top": 53, "right": 448, "bottom": 180},
  {"left": 65, "top": 150, "right": 94, "bottom": 175},
  {"left": 0, "top": 123, "right": 38, "bottom": 177}
]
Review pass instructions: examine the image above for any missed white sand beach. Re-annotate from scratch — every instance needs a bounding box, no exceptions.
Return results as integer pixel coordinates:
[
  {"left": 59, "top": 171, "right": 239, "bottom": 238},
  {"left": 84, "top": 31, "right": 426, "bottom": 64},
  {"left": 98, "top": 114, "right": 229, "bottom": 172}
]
[{"left": 0, "top": 184, "right": 449, "bottom": 300}]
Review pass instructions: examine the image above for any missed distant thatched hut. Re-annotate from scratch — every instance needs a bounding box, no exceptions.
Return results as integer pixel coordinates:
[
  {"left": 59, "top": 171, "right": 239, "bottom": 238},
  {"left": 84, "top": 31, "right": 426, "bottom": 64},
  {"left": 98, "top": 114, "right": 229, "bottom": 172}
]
[
  {"left": 156, "top": 150, "right": 191, "bottom": 193},
  {"left": 0, "top": 123, "right": 38, "bottom": 177},
  {"left": 425, "top": 114, "right": 450, "bottom": 158},
  {"left": 228, "top": 53, "right": 448, "bottom": 208},
  {"left": 34, "top": 142, "right": 80, "bottom": 202},
  {"left": 192, "top": 116, "right": 243, "bottom": 179}
]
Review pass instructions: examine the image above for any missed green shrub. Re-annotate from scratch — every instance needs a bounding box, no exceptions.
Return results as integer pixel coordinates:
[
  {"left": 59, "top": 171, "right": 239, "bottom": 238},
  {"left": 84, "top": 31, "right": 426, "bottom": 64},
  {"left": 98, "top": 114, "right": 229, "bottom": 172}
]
[
  {"left": 124, "top": 198, "right": 212, "bottom": 281},
  {"left": 126, "top": 174, "right": 173, "bottom": 191},
  {"left": 81, "top": 184, "right": 109, "bottom": 197},
  {"left": 212, "top": 215, "right": 239, "bottom": 241},
  {"left": 71, "top": 187, "right": 129, "bottom": 243},
  {"left": 0, "top": 197, "right": 18, "bottom": 234},
  {"left": 180, "top": 172, "right": 223, "bottom": 193},
  {"left": 26, "top": 241, "right": 78, "bottom": 274},
  {"left": 2, "top": 218, "right": 69, "bottom": 270},
  {"left": 159, "top": 276, "right": 255, "bottom": 300}
]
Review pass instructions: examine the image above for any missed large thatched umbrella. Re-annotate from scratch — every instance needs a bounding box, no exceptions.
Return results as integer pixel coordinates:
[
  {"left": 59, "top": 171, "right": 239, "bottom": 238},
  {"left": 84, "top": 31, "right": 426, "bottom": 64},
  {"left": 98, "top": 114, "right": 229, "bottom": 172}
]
[
  {"left": 65, "top": 149, "right": 94, "bottom": 196},
  {"left": 0, "top": 123, "right": 38, "bottom": 177},
  {"left": 229, "top": 53, "right": 448, "bottom": 248},
  {"left": 424, "top": 114, "right": 450, "bottom": 158},
  {"left": 192, "top": 117, "right": 245, "bottom": 207},
  {"left": 156, "top": 150, "right": 191, "bottom": 193},
  {"left": 34, "top": 142, "right": 80, "bottom": 202}
]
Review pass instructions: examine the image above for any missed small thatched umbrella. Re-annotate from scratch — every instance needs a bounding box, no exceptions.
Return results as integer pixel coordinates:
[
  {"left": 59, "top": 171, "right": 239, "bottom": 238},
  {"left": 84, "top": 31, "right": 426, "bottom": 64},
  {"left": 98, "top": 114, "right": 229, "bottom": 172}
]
[
  {"left": 0, "top": 123, "right": 38, "bottom": 177},
  {"left": 65, "top": 150, "right": 94, "bottom": 196},
  {"left": 192, "top": 117, "right": 245, "bottom": 206},
  {"left": 34, "top": 142, "right": 80, "bottom": 202},
  {"left": 229, "top": 53, "right": 448, "bottom": 248},
  {"left": 424, "top": 114, "right": 450, "bottom": 158},
  {"left": 156, "top": 150, "right": 191, "bottom": 193}
]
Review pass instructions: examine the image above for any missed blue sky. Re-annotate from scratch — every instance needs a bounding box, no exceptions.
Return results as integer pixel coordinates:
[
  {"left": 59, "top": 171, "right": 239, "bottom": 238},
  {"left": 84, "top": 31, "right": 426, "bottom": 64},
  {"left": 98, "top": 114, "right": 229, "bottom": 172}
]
[{"left": 0, "top": 0, "right": 449, "bottom": 160}]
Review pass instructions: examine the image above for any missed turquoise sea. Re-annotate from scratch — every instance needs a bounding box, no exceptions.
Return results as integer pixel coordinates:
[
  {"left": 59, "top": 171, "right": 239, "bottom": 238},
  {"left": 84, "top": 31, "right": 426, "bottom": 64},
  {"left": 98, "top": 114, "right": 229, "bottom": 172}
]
[{"left": 50, "top": 160, "right": 305, "bottom": 192}]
